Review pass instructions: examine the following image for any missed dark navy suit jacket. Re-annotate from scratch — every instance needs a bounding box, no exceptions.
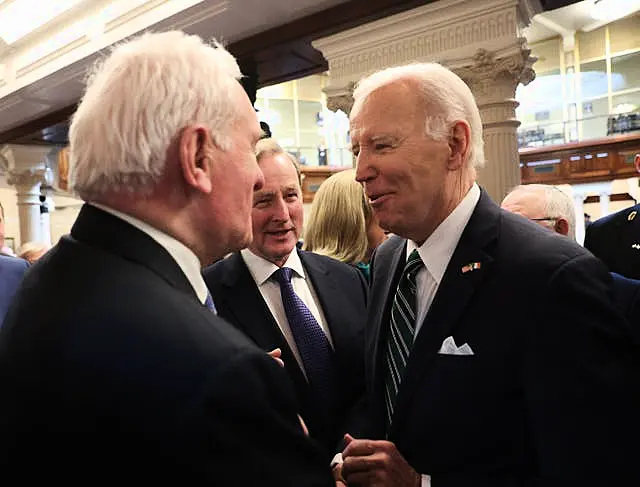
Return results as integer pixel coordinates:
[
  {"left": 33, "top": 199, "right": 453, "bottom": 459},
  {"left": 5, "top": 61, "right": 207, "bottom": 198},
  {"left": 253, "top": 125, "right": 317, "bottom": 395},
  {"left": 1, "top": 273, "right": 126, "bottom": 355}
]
[
  {"left": 611, "top": 272, "right": 640, "bottom": 326},
  {"left": 363, "top": 190, "right": 639, "bottom": 486},
  {"left": 584, "top": 203, "right": 640, "bottom": 279},
  {"left": 0, "top": 205, "right": 333, "bottom": 485},
  {"left": 0, "top": 254, "right": 28, "bottom": 326},
  {"left": 204, "top": 250, "right": 368, "bottom": 457}
]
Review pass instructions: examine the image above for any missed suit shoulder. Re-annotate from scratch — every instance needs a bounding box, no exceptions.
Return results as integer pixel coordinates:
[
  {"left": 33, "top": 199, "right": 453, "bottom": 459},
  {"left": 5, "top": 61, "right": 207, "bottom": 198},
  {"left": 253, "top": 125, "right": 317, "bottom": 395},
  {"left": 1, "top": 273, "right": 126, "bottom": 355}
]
[
  {"left": 589, "top": 204, "right": 640, "bottom": 232},
  {"left": 0, "top": 255, "right": 29, "bottom": 273},
  {"left": 202, "top": 253, "right": 240, "bottom": 285}
]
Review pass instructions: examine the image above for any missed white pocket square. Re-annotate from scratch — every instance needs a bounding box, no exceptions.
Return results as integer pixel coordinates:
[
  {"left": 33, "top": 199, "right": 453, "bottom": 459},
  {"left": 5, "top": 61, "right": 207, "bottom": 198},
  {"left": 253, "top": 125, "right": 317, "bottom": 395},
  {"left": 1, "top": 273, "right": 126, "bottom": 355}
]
[{"left": 438, "top": 336, "right": 474, "bottom": 355}]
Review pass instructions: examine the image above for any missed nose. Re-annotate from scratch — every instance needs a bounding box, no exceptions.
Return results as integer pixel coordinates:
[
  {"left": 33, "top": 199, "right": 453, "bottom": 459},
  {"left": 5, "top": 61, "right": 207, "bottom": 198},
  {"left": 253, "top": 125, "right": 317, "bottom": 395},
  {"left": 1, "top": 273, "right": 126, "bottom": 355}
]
[
  {"left": 254, "top": 165, "right": 265, "bottom": 192},
  {"left": 271, "top": 196, "right": 290, "bottom": 222},
  {"left": 354, "top": 152, "right": 375, "bottom": 184}
]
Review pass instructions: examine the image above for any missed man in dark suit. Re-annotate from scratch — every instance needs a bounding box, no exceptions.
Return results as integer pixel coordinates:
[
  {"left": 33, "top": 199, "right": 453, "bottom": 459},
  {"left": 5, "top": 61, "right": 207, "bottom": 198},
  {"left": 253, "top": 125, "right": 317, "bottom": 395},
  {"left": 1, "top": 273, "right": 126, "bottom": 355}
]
[
  {"left": 204, "top": 138, "right": 368, "bottom": 459},
  {"left": 339, "top": 63, "right": 638, "bottom": 486},
  {"left": 0, "top": 31, "right": 333, "bottom": 486},
  {"left": 584, "top": 153, "right": 640, "bottom": 280},
  {"left": 502, "top": 183, "right": 640, "bottom": 325},
  {"left": 0, "top": 254, "right": 28, "bottom": 326}
]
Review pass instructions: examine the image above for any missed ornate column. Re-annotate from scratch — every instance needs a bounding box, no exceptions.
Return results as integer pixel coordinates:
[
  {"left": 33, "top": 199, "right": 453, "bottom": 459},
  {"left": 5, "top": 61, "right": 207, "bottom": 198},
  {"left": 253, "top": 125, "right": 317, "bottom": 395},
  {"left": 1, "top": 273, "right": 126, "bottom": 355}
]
[
  {"left": 455, "top": 42, "right": 536, "bottom": 201},
  {"left": 0, "top": 144, "right": 54, "bottom": 246},
  {"left": 312, "top": 0, "right": 544, "bottom": 199}
]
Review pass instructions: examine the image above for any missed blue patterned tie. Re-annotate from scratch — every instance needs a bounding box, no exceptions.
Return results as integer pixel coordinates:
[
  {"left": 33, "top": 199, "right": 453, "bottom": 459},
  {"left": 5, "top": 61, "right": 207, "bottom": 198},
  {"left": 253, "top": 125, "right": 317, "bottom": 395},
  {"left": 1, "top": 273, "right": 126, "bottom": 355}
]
[
  {"left": 204, "top": 291, "right": 217, "bottom": 314},
  {"left": 272, "top": 267, "right": 335, "bottom": 412}
]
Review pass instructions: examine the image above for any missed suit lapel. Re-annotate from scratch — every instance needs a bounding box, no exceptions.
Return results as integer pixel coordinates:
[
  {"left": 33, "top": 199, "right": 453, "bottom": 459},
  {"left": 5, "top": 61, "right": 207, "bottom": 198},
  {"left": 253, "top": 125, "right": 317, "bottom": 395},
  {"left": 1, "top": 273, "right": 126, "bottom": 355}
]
[
  {"left": 369, "top": 238, "right": 406, "bottom": 393},
  {"left": 389, "top": 191, "right": 499, "bottom": 435},
  {"left": 218, "top": 253, "right": 309, "bottom": 390},
  {"left": 299, "top": 250, "right": 349, "bottom": 356}
]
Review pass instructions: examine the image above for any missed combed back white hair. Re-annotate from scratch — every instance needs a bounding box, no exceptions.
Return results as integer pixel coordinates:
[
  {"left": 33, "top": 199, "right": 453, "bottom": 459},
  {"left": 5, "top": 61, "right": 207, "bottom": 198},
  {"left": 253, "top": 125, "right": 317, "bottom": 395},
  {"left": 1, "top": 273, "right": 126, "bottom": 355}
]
[
  {"left": 510, "top": 184, "right": 576, "bottom": 240},
  {"left": 69, "top": 31, "right": 242, "bottom": 199},
  {"left": 544, "top": 186, "right": 576, "bottom": 241},
  {"left": 351, "top": 63, "right": 485, "bottom": 168}
]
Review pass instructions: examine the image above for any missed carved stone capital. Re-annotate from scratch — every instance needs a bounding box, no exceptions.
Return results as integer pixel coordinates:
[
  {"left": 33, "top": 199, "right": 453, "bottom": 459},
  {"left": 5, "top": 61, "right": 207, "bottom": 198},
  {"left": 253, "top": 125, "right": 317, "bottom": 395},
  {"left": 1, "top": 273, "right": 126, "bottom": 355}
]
[
  {"left": 325, "top": 82, "right": 355, "bottom": 115},
  {"left": 7, "top": 168, "right": 47, "bottom": 190},
  {"left": 455, "top": 40, "right": 536, "bottom": 100}
]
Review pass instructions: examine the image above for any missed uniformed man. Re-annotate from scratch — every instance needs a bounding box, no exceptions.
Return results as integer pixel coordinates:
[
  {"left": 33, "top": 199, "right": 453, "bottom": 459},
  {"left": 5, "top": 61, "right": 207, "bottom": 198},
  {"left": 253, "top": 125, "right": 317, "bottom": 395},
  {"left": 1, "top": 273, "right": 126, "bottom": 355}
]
[{"left": 584, "top": 153, "right": 640, "bottom": 280}]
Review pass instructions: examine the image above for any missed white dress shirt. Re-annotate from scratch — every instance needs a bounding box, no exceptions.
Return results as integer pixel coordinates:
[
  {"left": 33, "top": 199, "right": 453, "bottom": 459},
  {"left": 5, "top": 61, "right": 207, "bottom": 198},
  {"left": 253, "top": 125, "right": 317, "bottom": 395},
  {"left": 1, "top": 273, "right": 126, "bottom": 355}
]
[
  {"left": 404, "top": 183, "right": 480, "bottom": 487},
  {"left": 91, "top": 203, "right": 210, "bottom": 306},
  {"left": 240, "top": 248, "right": 332, "bottom": 377}
]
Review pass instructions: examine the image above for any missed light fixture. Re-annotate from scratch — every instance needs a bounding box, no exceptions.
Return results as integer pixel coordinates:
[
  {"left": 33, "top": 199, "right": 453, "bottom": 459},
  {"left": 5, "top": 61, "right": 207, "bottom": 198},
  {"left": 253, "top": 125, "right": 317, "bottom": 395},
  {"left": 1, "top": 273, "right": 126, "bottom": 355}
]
[
  {"left": 0, "top": 0, "right": 84, "bottom": 45},
  {"left": 591, "top": 0, "right": 640, "bottom": 21}
]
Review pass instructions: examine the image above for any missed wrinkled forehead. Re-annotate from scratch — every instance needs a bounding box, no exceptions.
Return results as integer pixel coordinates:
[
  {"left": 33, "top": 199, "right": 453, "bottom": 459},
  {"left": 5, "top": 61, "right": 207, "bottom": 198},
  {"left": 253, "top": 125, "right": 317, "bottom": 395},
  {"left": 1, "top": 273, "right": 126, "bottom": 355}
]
[{"left": 350, "top": 82, "right": 426, "bottom": 137}]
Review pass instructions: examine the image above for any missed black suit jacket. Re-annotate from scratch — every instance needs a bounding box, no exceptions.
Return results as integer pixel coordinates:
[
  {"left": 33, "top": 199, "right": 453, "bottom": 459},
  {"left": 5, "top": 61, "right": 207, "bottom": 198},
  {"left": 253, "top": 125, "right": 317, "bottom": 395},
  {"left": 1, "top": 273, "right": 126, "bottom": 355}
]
[
  {"left": 204, "top": 250, "right": 367, "bottom": 456},
  {"left": 584, "top": 203, "right": 640, "bottom": 279},
  {"left": 0, "top": 205, "right": 333, "bottom": 486},
  {"left": 365, "top": 191, "right": 639, "bottom": 486}
]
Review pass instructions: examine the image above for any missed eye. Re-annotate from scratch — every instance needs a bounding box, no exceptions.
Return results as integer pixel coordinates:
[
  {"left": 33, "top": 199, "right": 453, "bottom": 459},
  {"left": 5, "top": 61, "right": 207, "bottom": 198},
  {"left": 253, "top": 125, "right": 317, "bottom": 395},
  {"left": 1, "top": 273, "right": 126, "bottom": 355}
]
[
  {"left": 374, "top": 142, "right": 392, "bottom": 151},
  {"left": 286, "top": 192, "right": 298, "bottom": 201}
]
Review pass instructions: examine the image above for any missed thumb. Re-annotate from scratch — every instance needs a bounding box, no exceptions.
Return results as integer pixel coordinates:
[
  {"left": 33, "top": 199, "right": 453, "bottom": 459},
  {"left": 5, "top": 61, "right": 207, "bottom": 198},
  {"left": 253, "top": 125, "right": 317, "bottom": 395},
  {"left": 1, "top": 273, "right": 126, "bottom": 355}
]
[{"left": 344, "top": 433, "right": 356, "bottom": 445}]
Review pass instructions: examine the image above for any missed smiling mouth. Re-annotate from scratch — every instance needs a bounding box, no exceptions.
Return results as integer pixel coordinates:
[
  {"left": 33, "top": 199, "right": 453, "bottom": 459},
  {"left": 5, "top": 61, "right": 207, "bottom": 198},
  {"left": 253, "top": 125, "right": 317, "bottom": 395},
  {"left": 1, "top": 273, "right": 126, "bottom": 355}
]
[{"left": 268, "top": 229, "right": 292, "bottom": 236}]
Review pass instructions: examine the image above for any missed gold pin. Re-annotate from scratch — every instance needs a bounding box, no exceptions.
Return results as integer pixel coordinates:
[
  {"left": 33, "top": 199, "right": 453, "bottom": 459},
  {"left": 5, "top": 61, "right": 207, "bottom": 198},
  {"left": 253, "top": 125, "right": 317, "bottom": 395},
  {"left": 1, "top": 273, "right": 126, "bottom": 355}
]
[{"left": 629, "top": 211, "right": 637, "bottom": 222}]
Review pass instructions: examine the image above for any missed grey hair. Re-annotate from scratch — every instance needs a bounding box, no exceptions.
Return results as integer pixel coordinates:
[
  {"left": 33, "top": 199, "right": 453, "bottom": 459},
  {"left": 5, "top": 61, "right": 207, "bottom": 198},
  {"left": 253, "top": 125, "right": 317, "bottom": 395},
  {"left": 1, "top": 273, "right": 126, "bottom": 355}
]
[
  {"left": 69, "top": 31, "right": 242, "bottom": 200},
  {"left": 351, "top": 62, "right": 485, "bottom": 168},
  {"left": 255, "top": 138, "right": 302, "bottom": 186},
  {"left": 510, "top": 184, "right": 576, "bottom": 240}
]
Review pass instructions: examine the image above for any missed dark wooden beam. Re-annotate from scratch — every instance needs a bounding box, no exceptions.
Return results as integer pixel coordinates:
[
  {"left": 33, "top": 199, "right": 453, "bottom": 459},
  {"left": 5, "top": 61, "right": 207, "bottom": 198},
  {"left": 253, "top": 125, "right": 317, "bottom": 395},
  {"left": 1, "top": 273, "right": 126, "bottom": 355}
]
[{"left": 0, "top": 104, "right": 76, "bottom": 145}]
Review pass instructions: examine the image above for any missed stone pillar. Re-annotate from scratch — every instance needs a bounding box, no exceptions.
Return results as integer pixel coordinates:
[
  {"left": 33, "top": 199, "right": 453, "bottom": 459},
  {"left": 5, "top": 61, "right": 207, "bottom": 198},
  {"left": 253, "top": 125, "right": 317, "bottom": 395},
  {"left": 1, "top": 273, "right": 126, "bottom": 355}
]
[
  {"left": 599, "top": 191, "right": 610, "bottom": 218},
  {"left": 455, "top": 44, "right": 536, "bottom": 201},
  {"left": 0, "top": 144, "right": 54, "bottom": 246},
  {"left": 312, "top": 0, "right": 543, "bottom": 200}
]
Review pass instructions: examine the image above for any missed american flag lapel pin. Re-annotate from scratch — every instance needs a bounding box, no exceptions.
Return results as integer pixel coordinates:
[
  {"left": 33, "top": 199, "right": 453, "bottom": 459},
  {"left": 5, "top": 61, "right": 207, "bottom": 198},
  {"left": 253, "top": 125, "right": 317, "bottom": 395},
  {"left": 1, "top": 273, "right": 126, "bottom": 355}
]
[{"left": 461, "top": 262, "right": 481, "bottom": 274}]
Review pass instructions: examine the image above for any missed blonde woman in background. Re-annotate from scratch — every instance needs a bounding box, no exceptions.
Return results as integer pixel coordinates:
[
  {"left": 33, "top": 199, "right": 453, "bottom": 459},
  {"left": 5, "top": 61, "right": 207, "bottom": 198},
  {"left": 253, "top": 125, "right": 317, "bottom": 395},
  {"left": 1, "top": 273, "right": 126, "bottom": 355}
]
[
  {"left": 303, "top": 168, "right": 386, "bottom": 279},
  {"left": 17, "top": 242, "right": 49, "bottom": 264}
]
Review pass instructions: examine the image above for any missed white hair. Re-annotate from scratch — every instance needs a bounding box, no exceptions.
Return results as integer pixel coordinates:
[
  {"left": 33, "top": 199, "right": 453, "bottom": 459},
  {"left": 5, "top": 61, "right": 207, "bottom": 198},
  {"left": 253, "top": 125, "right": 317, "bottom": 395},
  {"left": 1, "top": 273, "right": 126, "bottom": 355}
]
[
  {"left": 69, "top": 30, "right": 243, "bottom": 199},
  {"left": 351, "top": 63, "right": 485, "bottom": 168},
  {"left": 510, "top": 184, "right": 576, "bottom": 240}
]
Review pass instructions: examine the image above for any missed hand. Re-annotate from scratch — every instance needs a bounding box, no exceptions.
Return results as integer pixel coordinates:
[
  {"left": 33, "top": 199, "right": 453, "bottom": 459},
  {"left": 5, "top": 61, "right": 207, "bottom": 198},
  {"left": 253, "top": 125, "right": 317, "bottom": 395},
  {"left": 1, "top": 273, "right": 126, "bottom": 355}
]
[
  {"left": 267, "top": 348, "right": 284, "bottom": 367},
  {"left": 332, "top": 463, "right": 346, "bottom": 486},
  {"left": 342, "top": 434, "right": 420, "bottom": 487}
]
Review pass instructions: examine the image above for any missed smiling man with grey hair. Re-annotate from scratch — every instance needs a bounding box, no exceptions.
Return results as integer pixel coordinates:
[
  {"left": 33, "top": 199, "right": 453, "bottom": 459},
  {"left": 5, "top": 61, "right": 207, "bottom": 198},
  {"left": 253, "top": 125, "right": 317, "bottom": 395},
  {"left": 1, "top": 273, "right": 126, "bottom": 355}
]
[
  {"left": 338, "top": 61, "right": 639, "bottom": 487},
  {"left": 0, "top": 31, "right": 333, "bottom": 485}
]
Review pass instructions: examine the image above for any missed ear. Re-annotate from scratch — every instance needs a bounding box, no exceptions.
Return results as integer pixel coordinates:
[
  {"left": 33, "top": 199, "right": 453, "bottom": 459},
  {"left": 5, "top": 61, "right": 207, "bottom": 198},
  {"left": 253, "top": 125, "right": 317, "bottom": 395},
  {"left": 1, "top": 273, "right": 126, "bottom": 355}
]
[
  {"left": 555, "top": 217, "right": 570, "bottom": 237},
  {"left": 634, "top": 153, "right": 640, "bottom": 174},
  {"left": 447, "top": 121, "right": 471, "bottom": 171},
  {"left": 179, "top": 125, "right": 213, "bottom": 194}
]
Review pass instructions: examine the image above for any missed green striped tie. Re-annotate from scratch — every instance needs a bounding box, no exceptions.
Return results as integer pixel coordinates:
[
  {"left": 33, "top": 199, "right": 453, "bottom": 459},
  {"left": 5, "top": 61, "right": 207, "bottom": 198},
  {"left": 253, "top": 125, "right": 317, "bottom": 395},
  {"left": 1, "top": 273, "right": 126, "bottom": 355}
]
[{"left": 384, "top": 249, "right": 424, "bottom": 429}]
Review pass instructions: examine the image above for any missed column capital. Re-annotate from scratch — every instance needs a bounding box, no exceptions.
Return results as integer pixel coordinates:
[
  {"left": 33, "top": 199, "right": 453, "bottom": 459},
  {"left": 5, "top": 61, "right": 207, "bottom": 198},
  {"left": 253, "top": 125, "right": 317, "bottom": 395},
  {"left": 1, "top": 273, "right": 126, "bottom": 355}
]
[
  {"left": 454, "top": 41, "right": 536, "bottom": 100},
  {"left": 7, "top": 168, "right": 48, "bottom": 188},
  {"left": 324, "top": 82, "right": 355, "bottom": 115}
]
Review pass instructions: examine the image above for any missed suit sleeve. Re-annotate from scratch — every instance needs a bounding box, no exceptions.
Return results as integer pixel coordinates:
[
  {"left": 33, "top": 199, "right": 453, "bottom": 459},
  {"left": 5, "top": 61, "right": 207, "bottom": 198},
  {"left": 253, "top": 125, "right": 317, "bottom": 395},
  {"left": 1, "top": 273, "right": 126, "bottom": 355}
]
[
  {"left": 188, "top": 350, "right": 335, "bottom": 486},
  {"left": 522, "top": 253, "right": 640, "bottom": 485}
]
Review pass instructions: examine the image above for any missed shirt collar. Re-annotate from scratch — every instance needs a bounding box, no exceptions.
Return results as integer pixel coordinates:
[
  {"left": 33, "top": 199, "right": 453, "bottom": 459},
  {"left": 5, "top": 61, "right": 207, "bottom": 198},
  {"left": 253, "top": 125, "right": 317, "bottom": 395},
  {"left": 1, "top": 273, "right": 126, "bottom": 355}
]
[
  {"left": 90, "top": 203, "right": 209, "bottom": 304},
  {"left": 241, "top": 247, "right": 306, "bottom": 286},
  {"left": 406, "top": 183, "right": 480, "bottom": 285}
]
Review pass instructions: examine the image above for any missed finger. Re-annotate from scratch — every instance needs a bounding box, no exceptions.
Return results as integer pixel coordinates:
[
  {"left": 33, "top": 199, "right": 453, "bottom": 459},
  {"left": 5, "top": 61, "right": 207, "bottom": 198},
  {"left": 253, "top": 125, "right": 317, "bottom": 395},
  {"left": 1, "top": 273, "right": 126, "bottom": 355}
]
[
  {"left": 343, "top": 438, "right": 381, "bottom": 458},
  {"left": 298, "top": 414, "right": 309, "bottom": 436},
  {"left": 344, "top": 433, "right": 356, "bottom": 445},
  {"left": 267, "top": 348, "right": 281, "bottom": 358},
  {"left": 342, "top": 453, "right": 383, "bottom": 476}
]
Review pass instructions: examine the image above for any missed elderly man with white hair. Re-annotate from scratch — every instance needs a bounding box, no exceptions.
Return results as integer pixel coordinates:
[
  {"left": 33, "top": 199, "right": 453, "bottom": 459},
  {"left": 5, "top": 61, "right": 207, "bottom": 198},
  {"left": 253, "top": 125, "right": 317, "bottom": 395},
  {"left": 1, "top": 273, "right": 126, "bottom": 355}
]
[
  {"left": 502, "top": 183, "right": 639, "bottom": 331},
  {"left": 337, "top": 62, "right": 638, "bottom": 486},
  {"left": 0, "top": 31, "right": 333, "bottom": 485}
]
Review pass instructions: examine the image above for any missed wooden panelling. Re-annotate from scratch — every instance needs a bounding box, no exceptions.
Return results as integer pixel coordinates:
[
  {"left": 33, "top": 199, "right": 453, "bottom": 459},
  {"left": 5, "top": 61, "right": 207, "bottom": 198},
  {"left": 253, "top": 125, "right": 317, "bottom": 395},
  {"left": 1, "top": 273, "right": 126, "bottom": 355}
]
[
  {"left": 520, "top": 133, "right": 640, "bottom": 185},
  {"left": 300, "top": 166, "right": 347, "bottom": 203}
]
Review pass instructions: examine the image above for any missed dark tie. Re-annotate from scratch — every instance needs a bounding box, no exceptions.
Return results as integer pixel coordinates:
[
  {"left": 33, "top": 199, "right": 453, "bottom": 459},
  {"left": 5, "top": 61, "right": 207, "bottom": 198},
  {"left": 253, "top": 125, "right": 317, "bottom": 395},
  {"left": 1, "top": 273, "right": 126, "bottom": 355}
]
[
  {"left": 384, "top": 248, "right": 424, "bottom": 429},
  {"left": 204, "top": 292, "right": 217, "bottom": 314},
  {"left": 272, "top": 267, "right": 335, "bottom": 412}
]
